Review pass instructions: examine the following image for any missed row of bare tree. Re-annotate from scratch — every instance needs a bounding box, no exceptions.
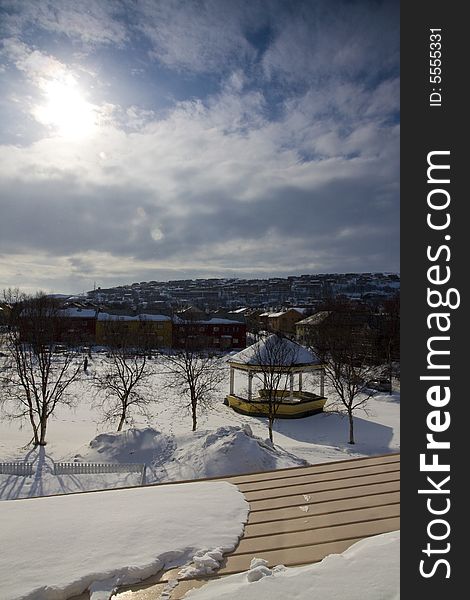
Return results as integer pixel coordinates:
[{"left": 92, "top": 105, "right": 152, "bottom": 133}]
[{"left": 0, "top": 291, "right": 224, "bottom": 446}]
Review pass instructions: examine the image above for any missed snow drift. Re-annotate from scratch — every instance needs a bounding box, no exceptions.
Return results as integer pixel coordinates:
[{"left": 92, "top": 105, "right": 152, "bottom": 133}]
[{"left": 76, "top": 425, "right": 308, "bottom": 483}]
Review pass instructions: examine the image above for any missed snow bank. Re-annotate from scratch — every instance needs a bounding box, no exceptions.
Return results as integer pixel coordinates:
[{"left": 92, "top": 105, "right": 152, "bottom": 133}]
[
  {"left": 186, "top": 531, "right": 400, "bottom": 600},
  {"left": 77, "top": 427, "right": 176, "bottom": 466},
  {"left": 1, "top": 481, "right": 249, "bottom": 600},
  {"left": 0, "top": 426, "right": 306, "bottom": 500},
  {"left": 78, "top": 425, "right": 307, "bottom": 482}
]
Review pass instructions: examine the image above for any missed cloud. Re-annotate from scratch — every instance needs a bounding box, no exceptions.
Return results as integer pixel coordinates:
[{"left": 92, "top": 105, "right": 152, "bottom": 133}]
[
  {"left": 134, "top": 0, "right": 260, "bottom": 74},
  {"left": 0, "top": 78, "right": 398, "bottom": 284},
  {"left": 0, "top": 0, "right": 399, "bottom": 293},
  {"left": 0, "top": 0, "right": 129, "bottom": 47},
  {"left": 261, "top": 1, "right": 399, "bottom": 85}
]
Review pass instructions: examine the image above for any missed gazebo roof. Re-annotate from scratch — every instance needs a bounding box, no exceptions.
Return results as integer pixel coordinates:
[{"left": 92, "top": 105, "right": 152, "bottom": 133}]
[{"left": 228, "top": 335, "right": 321, "bottom": 368}]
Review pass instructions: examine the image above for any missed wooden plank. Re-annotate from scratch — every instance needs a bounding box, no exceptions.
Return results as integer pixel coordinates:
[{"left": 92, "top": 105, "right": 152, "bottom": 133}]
[
  {"left": 244, "top": 503, "right": 400, "bottom": 538},
  {"left": 244, "top": 471, "right": 400, "bottom": 502},
  {"left": 247, "top": 490, "right": 400, "bottom": 524},
  {"left": 218, "top": 536, "right": 365, "bottom": 574},
  {"left": 225, "top": 453, "right": 400, "bottom": 485},
  {"left": 232, "top": 516, "right": 400, "bottom": 555},
  {"left": 236, "top": 461, "right": 400, "bottom": 493},
  {"left": 249, "top": 479, "right": 400, "bottom": 515}
]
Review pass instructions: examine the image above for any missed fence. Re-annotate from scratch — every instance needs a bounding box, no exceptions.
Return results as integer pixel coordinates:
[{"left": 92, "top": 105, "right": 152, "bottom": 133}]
[
  {"left": 0, "top": 462, "right": 34, "bottom": 476},
  {"left": 0, "top": 461, "right": 147, "bottom": 484},
  {"left": 53, "top": 462, "right": 147, "bottom": 484}
]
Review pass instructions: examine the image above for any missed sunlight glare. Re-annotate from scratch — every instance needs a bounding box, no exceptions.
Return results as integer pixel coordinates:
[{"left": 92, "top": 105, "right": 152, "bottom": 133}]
[{"left": 34, "top": 77, "right": 97, "bottom": 139}]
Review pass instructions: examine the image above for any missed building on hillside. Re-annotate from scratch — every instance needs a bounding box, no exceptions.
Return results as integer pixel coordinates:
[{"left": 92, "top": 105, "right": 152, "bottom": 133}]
[
  {"left": 259, "top": 308, "right": 305, "bottom": 336},
  {"left": 96, "top": 313, "right": 172, "bottom": 348},
  {"left": 173, "top": 317, "right": 246, "bottom": 350}
]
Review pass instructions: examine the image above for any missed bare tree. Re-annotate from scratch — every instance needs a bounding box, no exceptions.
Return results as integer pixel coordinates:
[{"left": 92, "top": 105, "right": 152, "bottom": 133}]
[
  {"left": 92, "top": 318, "right": 155, "bottom": 431},
  {"left": 249, "top": 333, "right": 301, "bottom": 443},
  {"left": 162, "top": 331, "right": 225, "bottom": 431},
  {"left": 307, "top": 310, "right": 377, "bottom": 444},
  {"left": 0, "top": 292, "right": 82, "bottom": 446}
]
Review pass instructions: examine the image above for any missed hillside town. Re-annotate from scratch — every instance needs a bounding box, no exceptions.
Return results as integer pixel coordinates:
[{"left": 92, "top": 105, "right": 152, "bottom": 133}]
[
  {"left": 85, "top": 272, "right": 400, "bottom": 312},
  {"left": 0, "top": 273, "right": 400, "bottom": 357}
]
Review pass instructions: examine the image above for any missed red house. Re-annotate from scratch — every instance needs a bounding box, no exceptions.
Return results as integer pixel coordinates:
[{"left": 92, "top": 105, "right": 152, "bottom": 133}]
[
  {"left": 173, "top": 318, "right": 246, "bottom": 350},
  {"left": 56, "top": 308, "right": 97, "bottom": 344}
]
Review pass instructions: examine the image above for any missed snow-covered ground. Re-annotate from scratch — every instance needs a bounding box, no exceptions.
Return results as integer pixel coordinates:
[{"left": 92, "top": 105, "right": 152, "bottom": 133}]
[
  {"left": 186, "top": 531, "right": 400, "bottom": 600},
  {"left": 0, "top": 354, "right": 399, "bottom": 500},
  {"left": 1, "top": 481, "right": 249, "bottom": 600},
  {"left": 0, "top": 353, "right": 400, "bottom": 599}
]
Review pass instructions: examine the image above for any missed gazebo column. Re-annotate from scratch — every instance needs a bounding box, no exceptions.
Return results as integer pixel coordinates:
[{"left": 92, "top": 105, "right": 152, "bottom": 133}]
[
  {"left": 320, "top": 368, "right": 325, "bottom": 397},
  {"left": 229, "top": 367, "right": 235, "bottom": 396},
  {"left": 289, "top": 373, "right": 294, "bottom": 401},
  {"left": 248, "top": 371, "right": 253, "bottom": 401},
  {"left": 298, "top": 372, "right": 303, "bottom": 392}
]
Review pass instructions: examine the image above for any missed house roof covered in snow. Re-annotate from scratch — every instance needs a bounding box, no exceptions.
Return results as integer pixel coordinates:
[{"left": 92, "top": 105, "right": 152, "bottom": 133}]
[
  {"left": 173, "top": 317, "right": 243, "bottom": 325},
  {"left": 296, "top": 311, "right": 333, "bottom": 326},
  {"left": 138, "top": 314, "right": 172, "bottom": 321},
  {"left": 58, "top": 308, "right": 97, "bottom": 319},
  {"left": 228, "top": 335, "right": 321, "bottom": 368},
  {"left": 97, "top": 313, "right": 171, "bottom": 322},
  {"left": 259, "top": 308, "right": 304, "bottom": 318}
]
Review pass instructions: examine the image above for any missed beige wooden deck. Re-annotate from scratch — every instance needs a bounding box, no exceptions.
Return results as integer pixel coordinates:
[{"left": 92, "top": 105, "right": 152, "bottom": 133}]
[{"left": 112, "top": 452, "right": 400, "bottom": 599}]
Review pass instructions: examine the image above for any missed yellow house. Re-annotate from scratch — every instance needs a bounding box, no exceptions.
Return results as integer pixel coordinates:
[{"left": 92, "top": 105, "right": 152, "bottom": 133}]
[
  {"left": 259, "top": 308, "right": 305, "bottom": 336},
  {"left": 96, "top": 313, "right": 172, "bottom": 348}
]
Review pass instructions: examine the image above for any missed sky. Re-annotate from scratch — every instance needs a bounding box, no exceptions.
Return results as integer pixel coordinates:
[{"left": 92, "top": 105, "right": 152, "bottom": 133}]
[{"left": 0, "top": 0, "right": 399, "bottom": 295}]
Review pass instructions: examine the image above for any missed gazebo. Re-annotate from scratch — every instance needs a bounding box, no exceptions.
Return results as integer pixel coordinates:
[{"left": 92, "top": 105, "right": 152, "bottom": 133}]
[{"left": 226, "top": 334, "right": 326, "bottom": 418}]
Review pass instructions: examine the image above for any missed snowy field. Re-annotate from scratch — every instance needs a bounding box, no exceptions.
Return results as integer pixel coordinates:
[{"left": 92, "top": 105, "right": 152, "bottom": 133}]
[
  {"left": 0, "top": 353, "right": 399, "bottom": 599},
  {"left": 0, "top": 353, "right": 399, "bottom": 500}
]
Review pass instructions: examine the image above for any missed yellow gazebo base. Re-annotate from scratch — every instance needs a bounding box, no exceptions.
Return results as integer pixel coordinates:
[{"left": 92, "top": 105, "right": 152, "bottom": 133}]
[{"left": 225, "top": 393, "right": 326, "bottom": 419}]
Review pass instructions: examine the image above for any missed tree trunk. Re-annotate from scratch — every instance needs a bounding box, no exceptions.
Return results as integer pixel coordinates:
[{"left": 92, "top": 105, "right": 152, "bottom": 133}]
[
  {"left": 268, "top": 417, "right": 274, "bottom": 443},
  {"left": 191, "top": 397, "right": 197, "bottom": 432},
  {"left": 29, "top": 412, "right": 40, "bottom": 446},
  {"left": 38, "top": 416, "right": 48, "bottom": 446},
  {"left": 117, "top": 411, "right": 126, "bottom": 432},
  {"left": 348, "top": 411, "right": 355, "bottom": 444}
]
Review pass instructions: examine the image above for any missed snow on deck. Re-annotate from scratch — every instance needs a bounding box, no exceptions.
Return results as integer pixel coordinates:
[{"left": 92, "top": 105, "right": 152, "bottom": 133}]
[
  {"left": 186, "top": 531, "right": 399, "bottom": 600},
  {"left": 112, "top": 453, "right": 400, "bottom": 599},
  {"left": 1, "top": 481, "right": 249, "bottom": 600}
]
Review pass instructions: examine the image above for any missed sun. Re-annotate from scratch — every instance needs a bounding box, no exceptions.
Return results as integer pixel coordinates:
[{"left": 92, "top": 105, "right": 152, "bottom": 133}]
[{"left": 34, "top": 76, "right": 97, "bottom": 139}]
